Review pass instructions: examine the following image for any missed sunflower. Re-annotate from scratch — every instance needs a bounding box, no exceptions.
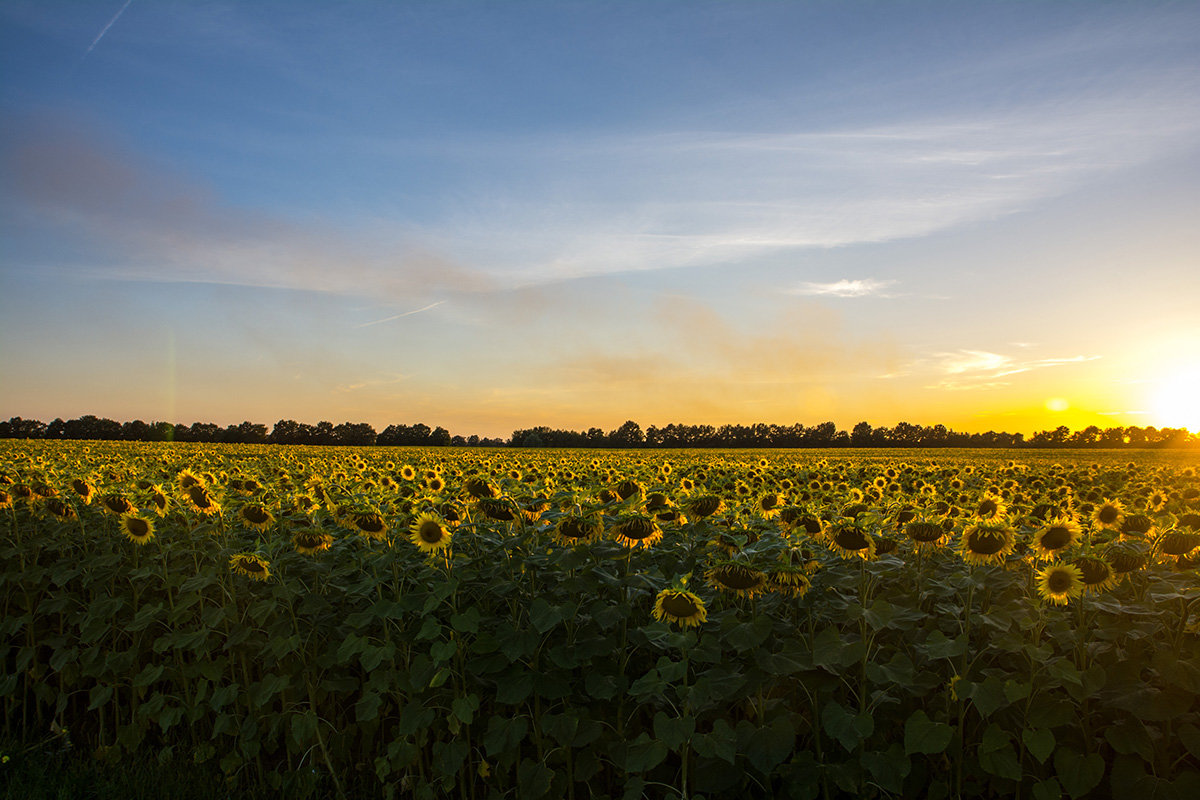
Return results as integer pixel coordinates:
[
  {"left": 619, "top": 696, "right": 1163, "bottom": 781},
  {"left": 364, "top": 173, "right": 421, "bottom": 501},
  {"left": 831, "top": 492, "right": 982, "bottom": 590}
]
[
  {"left": 652, "top": 588, "right": 708, "bottom": 628},
  {"left": 766, "top": 567, "right": 812, "bottom": 598},
  {"left": 707, "top": 563, "right": 768, "bottom": 598},
  {"left": 756, "top": 493, "right": 783, "bottom": 518},
  {"left": 612, "top": 515, "right": 663, "bottom": 549},
  {"left": 687, "top": 495, "right": 725, "bottom": 519},
  {"left": 399, "top": 465, "right": 417, "bottom": 481},
  {"left": 1091, "top": 500, "right": 1125, "bottom": 531},
  {"left": 553, "top": 514, "right": 604, "bottom": 545},
  {"left": 1104, "top": 540, "right": 1149, "bottom": 574},
  {"left": 615, "top": 480, "right": 642, "bottom": 501},
  {"left": 1118, "top": 513, "right": 1155, "bottom": 541},
  {"left": 238, "top": 503, "right": 275, "bottom": 532},
  {"left": 230, "top": 553, "right": 270, "bottom": 581},
  {"left": 293, "top": 530, "right": 333, "bottom": 555},
  {"left": 352, "top": 512, "right": 388, "bottom": 540},
  {"left": 43, "top": 497, "right": 77, "bottom": 522},
  {"left": 827, "top": 522, "right": 877, "bottom": 560},
  {"left": 0, "top": 490, "right": 11, "bottom": 511},
  {"left": 476, "top": 496, "right": 516, "bottom": 521},
  {"left": 905, "top": 520, "right": 950, "bottom": 552},
  {"left": 1071, "top": 556, "right": 1118, "bottom": 594},
  {"left": 959, "top": 521, "right": 1016, "bottom": 566},
  {"left": 120, "top": 515, "right": 155, "bottom": 546},
  {"left": 1036, "top": 564, "right": 1083, "bottom": 605},
  {"left": 410, "top": 513, "right": 452, "bottom": 554},
  {"left": 1032, "top": 518, "right": 1081, "bottom": 560},
  {"left": 100, "top": 493, "right": 137, "bottom": 516},
  {"left": 184, "top": 485, "right": 221, "bottom": 516},
  {"left": 69, "top": 479, "right": 96, "bottom": 505},
  {"left": 973, "top": 492, "right": 1007, "bottom": 520},
  {"left": 1157, "top": 531, "right": 1200, "bottom": 558},
  {"left": 176, "top": 469, "right": 204, "bottom": 490},
  {"left": 464, "top": 477, "right": 498, "bottom": 499}
]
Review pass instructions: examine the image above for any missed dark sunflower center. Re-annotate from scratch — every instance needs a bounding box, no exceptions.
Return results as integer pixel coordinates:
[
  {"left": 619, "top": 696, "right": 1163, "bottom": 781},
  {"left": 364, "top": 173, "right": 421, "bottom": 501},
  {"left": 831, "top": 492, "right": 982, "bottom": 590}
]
[
  {"left": 906, "top": 522, "right": 945, "bottom": 543},
  {"left": 1097, "top": 506, "right": 1120, "bottom": 524},
  {"left": 1074, "top": 558, "right": 1111, "bottom": 585},
  {"left": 1046, "top": 570, "right": 1074, "bottom": 593},
  {"left": 691, "top": 497, "right": 722, "bottom": 517},
  {"left": 619, "top": 519, "right": 657, "bottom": 540},
  {"left": 977, "top": 500, "right": 999, "bottom": 517},
  {"left": 660, "top": 594, "right": 701, "bottom": 617},
  {"left": 713, "top": 566, "right": 764, "bottom": 590},
  {"left": 356, "top": 514, "right": 385, "bottom": 533},
  {"left": 966, "top": 530, "right": 1008, "bottom": 555},
  {"left": 1040, "top": 526, "right": 1073, "bottom": 550},
  {"left": 188, "top": 487, "right": 213, "bottom": 508},
  {"left": 243, "top": 560, "right": 264, "bottom": 572},
  {"left": 834, "top": 528, "right": 872, "bottom": 551},
  {"left": 127, "top": 518, "right": 150, "bottom": 537},
  {"left": 419, "top": 520, "right": 446, "bottom": 543},
  {"left": 243, "top": 506, "right": 270, "bottom": 523}
]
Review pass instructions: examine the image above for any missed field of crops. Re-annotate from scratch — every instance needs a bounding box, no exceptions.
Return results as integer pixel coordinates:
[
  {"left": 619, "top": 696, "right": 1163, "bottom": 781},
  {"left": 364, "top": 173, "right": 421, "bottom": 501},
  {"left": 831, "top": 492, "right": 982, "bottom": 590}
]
[{"left": 3, "top": 441, "right": 1200, "bottom": 799}]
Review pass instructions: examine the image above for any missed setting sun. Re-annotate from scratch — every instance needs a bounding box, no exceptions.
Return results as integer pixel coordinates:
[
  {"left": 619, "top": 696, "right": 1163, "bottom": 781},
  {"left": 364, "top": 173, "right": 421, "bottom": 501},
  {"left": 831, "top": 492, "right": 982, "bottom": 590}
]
[{"left": 1151, "top": 365, "right": 1200, "bottom": 432}]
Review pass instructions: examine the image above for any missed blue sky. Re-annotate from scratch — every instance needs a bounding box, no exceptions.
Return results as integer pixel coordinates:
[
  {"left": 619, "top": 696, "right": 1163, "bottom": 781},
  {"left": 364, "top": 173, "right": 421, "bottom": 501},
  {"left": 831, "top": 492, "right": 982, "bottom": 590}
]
[{"left": 3, "top": 1, "right": 1199, "bottom": 436}]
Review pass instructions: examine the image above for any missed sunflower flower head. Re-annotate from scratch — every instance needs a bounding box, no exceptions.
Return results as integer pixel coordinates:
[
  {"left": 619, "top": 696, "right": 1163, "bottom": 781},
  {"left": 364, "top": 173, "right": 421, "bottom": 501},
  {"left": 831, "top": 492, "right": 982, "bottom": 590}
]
[
  {"left": 959, "top": 521, "right": 1016, "bottom": 566},
  {"left": 230, "top": 553, "right": 270, "bottom": 581},
  {"left": 1036, "top": 563, "right": 1084, "bottom": 605},
  {"left": 410, "top": 512, "right": 452, "bottom": 554},
  {"left": 652, "top": 581, "right": 708, "bottom": 629},
  {"left": 611, "top": 514, "right": 663, "bottom": 549},
  {"left": 120, "top": 515, "right": 155, "bottom": 546}
]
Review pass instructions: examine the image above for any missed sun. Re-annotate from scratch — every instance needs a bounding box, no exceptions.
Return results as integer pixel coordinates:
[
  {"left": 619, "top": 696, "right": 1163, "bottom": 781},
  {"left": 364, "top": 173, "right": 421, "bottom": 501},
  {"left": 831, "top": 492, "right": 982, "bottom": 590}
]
[{"left": 1151, "top": 365, "right": 1200, "bottom": 432}]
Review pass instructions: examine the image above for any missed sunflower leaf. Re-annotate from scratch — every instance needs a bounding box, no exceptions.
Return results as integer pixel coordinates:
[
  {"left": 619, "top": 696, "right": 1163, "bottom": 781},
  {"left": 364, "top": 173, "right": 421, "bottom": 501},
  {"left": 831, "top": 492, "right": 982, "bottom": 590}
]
[
  {"left": 1022, "top": 728, "right": 1056, "bottom": 764},
  {"left": 1054, "top": 747, "right": 1105, "bottom": 799},
  {"left": 823, "top": 702, "right": 873, "bottom": 752},
  {"left": 904, "top": 710, "right": 952, "bottom": 756}
]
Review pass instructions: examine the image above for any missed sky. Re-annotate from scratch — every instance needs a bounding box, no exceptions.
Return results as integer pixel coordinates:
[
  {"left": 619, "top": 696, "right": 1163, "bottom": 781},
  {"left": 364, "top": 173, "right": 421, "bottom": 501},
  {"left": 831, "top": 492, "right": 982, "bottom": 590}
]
[{"left": 2, "top": 0, "right": 1199, "bottom": 439}]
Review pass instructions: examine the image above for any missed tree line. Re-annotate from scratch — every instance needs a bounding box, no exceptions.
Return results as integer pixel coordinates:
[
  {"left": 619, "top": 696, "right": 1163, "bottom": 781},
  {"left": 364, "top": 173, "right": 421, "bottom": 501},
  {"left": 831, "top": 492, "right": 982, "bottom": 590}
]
[{"left": 0, "top": 415, "right": 1194, "bottom": 449}]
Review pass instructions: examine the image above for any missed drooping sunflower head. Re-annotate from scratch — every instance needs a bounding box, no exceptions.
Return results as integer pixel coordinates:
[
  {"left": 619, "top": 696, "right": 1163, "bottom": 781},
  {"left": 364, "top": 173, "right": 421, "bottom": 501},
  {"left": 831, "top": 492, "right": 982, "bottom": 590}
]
[
  {"left": 1118, "top": 513, "right": 1155, "bottom": 541},
  {"left": 293, "top": 530, "right": 333, "bottom": 555},
  {"left": 410, "top": 513, "right": 452, "bottom": 554},
  {"left": 176, "top": 469, "right": 203, "bottom": 491},
  {"left": 612, "top": 514, "right": 663, "bottom": 549},
  {"left": 652, "top": 588, "right": 708, "bottom": 628},
  {"left": 757, "top": 493, "right": 783, "bottom": 518},
  {"left": 1071, "top": 556, "right": 1117, "bottom": 594},
  {"left": 766, "top": 567, "right": 812, "bottom": 599},
  {"left": 706, "top": 563, "right": 768, "bottom": 598},
  {"left": 44, "top": 497, "right": 77, "bottom": 522},
  {"left": 238, "top": 503, "right": 275, "bottom": 532},
  {"left": 1036, "top": 563, "right": 1084, "bottom": 605},
  {"left": 553, "top": 514, "right": 604, "bottom": 545},
  {"left": 1157, "top": 531, "right": 1200, "bottom": 558},
  {"left": 687, "top": 495, "right": 725, "bottom": 519},
  {"left": 615, "top": 480, "right": 642, "bottom": 501},
  {"left": 905, "top": 520, "right": 950, "bottom": 552},
  {"left": 147, "top": 485, "right": 170, "bottom": 516},
  {"left": 70, "top": 479, "right": 96, "bottom": 504},
  {"left": 120, "top": 515, "right": 155, "bottom": 545},
  {"left": 352, "top": 512, "right": 388, "bottom": 540},
  {"left": 959, "top": 521, "right": 1016, "bottom": 566},
  {"left": 101, "top": 493, "right": 137, "bottom": 516},
  {"left": 827, "top": 521, "right": 877, "bottom": 561},
  {"left": 185, "top": 485, "right": 221, "bottom": 515},
  {"left": 1032, "top": 518, "right": 1081, "bottom": 560},
  {"left": 1104, "top": 540, "right": 1149, "bottom": 574},
  {"left": 230, "top": 553, "right": 270, "bottom": 581},
  {"left": 476, "top": 496, "right": 516, "bottom": 521}
]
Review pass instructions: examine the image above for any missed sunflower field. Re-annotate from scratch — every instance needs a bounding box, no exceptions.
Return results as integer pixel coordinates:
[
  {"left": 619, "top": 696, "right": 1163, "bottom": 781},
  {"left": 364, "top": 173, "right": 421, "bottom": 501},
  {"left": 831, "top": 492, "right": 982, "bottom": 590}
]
[{"left": 2, "top": 441, "right": 1200, "bottom": 799}]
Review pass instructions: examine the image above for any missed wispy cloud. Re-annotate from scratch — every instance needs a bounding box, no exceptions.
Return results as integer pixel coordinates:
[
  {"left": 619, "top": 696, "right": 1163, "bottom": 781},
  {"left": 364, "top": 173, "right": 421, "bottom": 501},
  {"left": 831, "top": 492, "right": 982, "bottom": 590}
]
[
  {"left": 356, "top": 300, "right": 445, "bottom": 328},
  {"left": 84, "top": 0, "right": 133, "bottom": 57},
  {"left": 790, "top": 279, "right": 897, "bottom": 298},
  {"left": 915, "top": 350, "right": 1102, "bottom": 390},
  {"left": 336, "top": 374, "right": 408, "bottom": 393}
]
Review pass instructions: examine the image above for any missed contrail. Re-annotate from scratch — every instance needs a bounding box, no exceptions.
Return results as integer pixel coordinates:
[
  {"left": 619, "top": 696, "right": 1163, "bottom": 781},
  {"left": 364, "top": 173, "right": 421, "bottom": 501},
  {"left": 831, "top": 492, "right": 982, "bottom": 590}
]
[
  {"left": 85, "top": 0, "right": 134, "bottom": 56},
  {"left": 357, "top": 300, "right": 446, "bottom": 328}
]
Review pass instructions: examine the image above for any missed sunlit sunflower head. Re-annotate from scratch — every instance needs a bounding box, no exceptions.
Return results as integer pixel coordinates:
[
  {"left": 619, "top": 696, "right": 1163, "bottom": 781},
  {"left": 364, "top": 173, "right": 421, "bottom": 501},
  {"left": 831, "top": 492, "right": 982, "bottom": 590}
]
[
  {"left": 827, "top": 521, "right": 877, "bottom": 561},
  {"left": 185, "top": 485, "right": 221, "bottom": 515},
  {"left": 706, "top": 563, "right": 768, "bottom": 598},
  {"left": 974, "top": 492, "right": 1007, "bottom": 520},
  {"left": 424, "top": 475, "right": 446, "bottom": 493},
  {"left": 120, "top": 515, "right": 155, "bottom": 546},
  {"left": 757, "top": 493, "right": 783, "bottom": 518},
  {"left": 352, "top": 512, "right": 388, "bottom": 540},
  {"left": 176, "top": 469, "right": 203, "bottom": 491},
  {"left": 410, "top": 513, "right": 452, "bottom": 554},
  {"left": 1032, "top": 518, "right": 1081, "bottom": 560},
  {"left": 1071, "top": 556, "right": 1118, "bottom": 594},
  {"left": 615, "top": 479, "right": 642, "bottom": 501},
  {"left": 292, "top": 530, "right": 333, "bottom": 555},
  {"left": 70, "top": 479, "right": 96, "bottom": 504},
  {"left": 146, "top": 485, "right": 170, "bottom": 517},
  {"left": 230, "top": 553, "right": 270, "bottom": 581},
  {"left": 959, "top": 521, "right": 1016, "bottom": 566},
  {"left": 1091, "top": 500, "right": 1125, "bottom": 531},
  {"left": 687, "top": 495, "right": 725, "bottom": 519},
  {"left": 399, "top": 465, "right": 417, "bottom": 481},
  {"left": 612, "top": 514, "right": 663, "bottom": 549},
  {"left": 652, "top": 588, "right": 708, "bottom": 629},
  {"left": 1036, "top": 564, "right": 1084, "bottom": 605},
  {"left": 238, "top": 503, "right": 275, "bottom": 532}
]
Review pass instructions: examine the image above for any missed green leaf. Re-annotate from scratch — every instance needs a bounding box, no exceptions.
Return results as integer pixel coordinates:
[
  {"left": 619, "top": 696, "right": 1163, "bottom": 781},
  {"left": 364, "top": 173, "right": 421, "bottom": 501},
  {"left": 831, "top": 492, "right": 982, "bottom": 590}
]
[
  {"left": 450, "top": 607, "right": 481, "bottom": 634},
  {"left": 623, "top": 732, "right": 669, "bottom": 773},
  {"left": 747, "top": 715, "right": 795, "bottom": 775},
  {"left": 904, "top": 710, "right": 953, "bottom": 756},
  {"left": 1054, "top": 747, "right": 1105, "bottom": 799},
  {"left": 451, "top": 694, "right": 479, "bottom": 725},
  {"left": 921, "top": 630, "right": 967, "bottom": 660},
  {"left": 87, "top": 683, "right": 113, "bottom": 711},
  {"left": 495, "top": 671, "right": 534, "bottom": 704},
  {"left": 692, "top": 718, "right": 737, "bottom": 765},
  {"left": 1104, "top": 720, "right": 1153, "bottom": 762},
  {"left": 540, "top": 713, "right": 579, "bottom": 748},
  {"left": 970, "top": 676, "right": 1009, "bottom": 717},
  {"left": 1022, "top": 728, "right": 1056, "bottom": 764},
  {"left": 653, "top": 712, "right": 695, "bottom": 752},
  {"left": 428, "top": 667, "right": 451, "bottom": 688},
  {"left": 484, "top": 715, "right": 528, "bottom": 757},
  {"left": 356, "top": 690, "right": 382, "bottom": 723},
  {"left": 861, "top": 743, "right": 911, "bottom": 794},
  {"left": 822, "top": 702, "right": 873, "bottom": 753},
  {"left": 529, "top": 598, "right": 564, "bottom": 634},
  {"left": 132, "top": 662, "right": 164, "bottom": 688},
  {"left": 1031, "top": 778, "right": 1063, "bottom": 800},
  {"left": 517, "top": 758, "right": 554, "bottom": 798}
]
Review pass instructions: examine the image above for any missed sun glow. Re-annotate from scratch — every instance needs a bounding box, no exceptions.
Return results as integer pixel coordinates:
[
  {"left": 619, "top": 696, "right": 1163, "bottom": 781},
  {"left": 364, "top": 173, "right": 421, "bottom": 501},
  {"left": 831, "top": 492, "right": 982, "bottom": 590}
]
[{"left": 1150, "top": 365, "right": 1200, "bottom": 432}]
